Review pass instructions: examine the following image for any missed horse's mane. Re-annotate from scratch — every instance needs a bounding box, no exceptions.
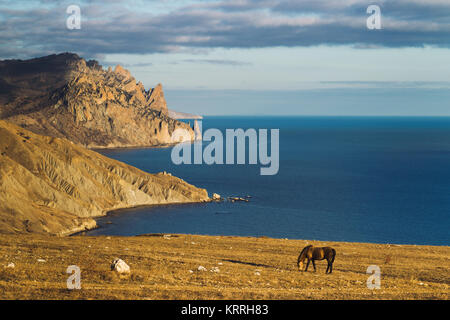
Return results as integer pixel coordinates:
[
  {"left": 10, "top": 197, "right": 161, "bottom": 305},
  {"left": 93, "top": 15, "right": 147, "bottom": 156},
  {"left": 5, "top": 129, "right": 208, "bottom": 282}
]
[{"left": 299, "top": 245, "right": 313, "bottom": 259}]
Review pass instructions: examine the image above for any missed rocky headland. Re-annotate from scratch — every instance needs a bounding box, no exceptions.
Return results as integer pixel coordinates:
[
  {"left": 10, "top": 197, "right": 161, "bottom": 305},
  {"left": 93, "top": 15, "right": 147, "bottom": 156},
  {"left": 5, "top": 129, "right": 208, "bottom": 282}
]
[
  {"left": 168, "top": 110, "right": 203, "bottom": 120},
  {"left": 0, "top": 53, "right": 195, "bottom": 148}
]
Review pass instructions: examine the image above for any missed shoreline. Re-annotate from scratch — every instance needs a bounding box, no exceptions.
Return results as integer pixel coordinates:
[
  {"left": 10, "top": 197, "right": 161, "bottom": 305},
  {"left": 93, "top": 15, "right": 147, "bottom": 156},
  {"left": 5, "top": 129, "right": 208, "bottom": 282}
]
[
  {"left": 76, "top": 202, "right": 449, "bottom": 247},
  {"left": 76, "top": 205, "right": 449, "bottom": 247},
  {"left": 68, "top": 199, "right": 213, "bottom": 237},
  {"left": 78, "top": 229, "right": 450, "bottom": 248},
  {"left": 75, "top": 198, "right": 448, "bottom": 247},
  {"left": 89, "top": 140, "right": 197, "bottom": 151}
]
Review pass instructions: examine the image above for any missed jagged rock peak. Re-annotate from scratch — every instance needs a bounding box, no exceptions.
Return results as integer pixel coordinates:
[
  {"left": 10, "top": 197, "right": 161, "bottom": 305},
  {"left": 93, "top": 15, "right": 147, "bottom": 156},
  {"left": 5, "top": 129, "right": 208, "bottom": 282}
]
[
  {"left": 147, "top": 83, "right": 167, "bottom": 113},
  {"left": 114, "top": 64, "right": 132, "bottom": 79}
]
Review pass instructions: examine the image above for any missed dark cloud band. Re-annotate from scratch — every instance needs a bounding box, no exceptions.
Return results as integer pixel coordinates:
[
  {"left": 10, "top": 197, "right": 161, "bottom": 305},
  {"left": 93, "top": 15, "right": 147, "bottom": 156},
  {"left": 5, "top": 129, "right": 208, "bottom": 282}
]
[{"left": 0, "top": 0, "right": 449, "bottom": 59}]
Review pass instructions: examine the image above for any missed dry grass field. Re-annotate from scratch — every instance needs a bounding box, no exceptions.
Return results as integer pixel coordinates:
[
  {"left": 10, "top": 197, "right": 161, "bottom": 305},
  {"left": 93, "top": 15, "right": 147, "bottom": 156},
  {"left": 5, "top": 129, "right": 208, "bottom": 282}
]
[{"left": 0, "top": 233, "right": 448, "bottom": 300}]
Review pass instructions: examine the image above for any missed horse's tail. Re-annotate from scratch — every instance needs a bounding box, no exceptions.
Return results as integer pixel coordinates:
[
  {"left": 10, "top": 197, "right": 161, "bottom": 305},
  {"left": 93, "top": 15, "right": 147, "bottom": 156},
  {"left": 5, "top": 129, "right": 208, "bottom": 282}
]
[{"left": 297, "top": 245, "right": 313, "bottom": 268}]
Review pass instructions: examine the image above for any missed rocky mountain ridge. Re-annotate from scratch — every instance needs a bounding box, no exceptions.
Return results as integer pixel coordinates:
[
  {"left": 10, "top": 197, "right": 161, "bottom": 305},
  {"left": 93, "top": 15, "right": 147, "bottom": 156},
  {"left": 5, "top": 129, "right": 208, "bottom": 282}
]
[{"left": 0, "top": 53, "right": 194, "bottom": 148}]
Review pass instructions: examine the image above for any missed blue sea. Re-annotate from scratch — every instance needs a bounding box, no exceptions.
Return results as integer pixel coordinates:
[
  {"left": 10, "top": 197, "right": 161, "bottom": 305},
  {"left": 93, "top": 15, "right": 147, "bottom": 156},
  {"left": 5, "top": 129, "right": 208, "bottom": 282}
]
[{"left": 87, "top": 116, "right": 450, "bottom": 245}]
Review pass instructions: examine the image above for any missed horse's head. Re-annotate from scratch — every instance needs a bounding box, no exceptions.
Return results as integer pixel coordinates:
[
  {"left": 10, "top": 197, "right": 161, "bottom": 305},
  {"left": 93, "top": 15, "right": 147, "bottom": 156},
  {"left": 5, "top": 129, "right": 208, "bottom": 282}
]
[{"left": 297, "top": 245, "right": 313, "bottom": 271}]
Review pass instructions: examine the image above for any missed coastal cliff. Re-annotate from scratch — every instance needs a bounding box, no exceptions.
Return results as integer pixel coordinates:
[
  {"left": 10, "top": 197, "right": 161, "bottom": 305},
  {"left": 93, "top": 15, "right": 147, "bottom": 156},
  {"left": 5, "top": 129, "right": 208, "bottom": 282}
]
[
  {"left": 0, "top": 53, "right": 194, "bottom": 148},
  {"left": 0, "top": 120, "right": 209, "bottom": 235}
]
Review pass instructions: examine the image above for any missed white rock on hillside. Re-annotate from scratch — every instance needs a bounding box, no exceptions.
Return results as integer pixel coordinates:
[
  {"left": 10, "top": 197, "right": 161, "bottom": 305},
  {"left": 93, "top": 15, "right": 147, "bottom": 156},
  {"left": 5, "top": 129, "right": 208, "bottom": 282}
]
[{"left": 111, "top": 258, "right": 130, "bottom": 274}]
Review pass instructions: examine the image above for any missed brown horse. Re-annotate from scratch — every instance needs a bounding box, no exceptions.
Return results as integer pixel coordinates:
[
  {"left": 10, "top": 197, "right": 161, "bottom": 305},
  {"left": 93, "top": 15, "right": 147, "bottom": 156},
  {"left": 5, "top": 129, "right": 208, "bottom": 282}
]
[{"left": 297, "top": 245, "right": 336, "bottom": 274}]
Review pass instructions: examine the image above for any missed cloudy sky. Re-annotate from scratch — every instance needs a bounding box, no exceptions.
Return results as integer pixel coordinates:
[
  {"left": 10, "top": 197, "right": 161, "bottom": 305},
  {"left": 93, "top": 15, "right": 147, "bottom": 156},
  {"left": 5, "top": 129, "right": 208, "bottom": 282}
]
[{"left": 1, "top": 0, "right": 450, "bottom": 115}]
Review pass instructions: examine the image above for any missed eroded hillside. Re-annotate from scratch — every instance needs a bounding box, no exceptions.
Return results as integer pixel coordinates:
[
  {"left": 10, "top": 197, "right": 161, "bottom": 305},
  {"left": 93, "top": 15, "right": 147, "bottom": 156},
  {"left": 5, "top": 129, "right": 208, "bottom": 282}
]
[{"left": 0, "top": 120, "right": 209, "bottom": 235}]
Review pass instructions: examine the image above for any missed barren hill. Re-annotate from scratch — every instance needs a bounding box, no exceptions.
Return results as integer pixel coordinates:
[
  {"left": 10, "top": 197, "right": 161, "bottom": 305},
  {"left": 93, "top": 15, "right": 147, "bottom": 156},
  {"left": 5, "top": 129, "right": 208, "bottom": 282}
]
[
  {"left": 0, "top": 53, "right": 194, "bottom": 148},
  {"left": 0, "top": 120, "right": 209, "bottom": 235}
]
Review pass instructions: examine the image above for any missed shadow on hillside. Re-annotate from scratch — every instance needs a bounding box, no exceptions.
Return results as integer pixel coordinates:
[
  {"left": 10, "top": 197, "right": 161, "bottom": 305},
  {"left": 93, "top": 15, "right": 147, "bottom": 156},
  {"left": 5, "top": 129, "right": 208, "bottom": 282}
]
[{"left": 222, "top": 259, "right": 274, "bottom": 268}]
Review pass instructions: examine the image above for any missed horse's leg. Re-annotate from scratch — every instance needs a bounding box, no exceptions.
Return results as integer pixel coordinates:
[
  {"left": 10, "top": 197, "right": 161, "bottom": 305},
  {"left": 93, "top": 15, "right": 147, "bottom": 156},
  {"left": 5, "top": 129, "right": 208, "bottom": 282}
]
[
  {"left": 312, "top": 259, "right": 316, "bottom": 272},
  {"left": 305, "top": 259, "right": 310, "bottom": 272},
  {"left": 329, "top": 262, "right": 333, "bottom": 274},
  {"left": 326, "top": 262, "right": 330, "bottom": 274}
]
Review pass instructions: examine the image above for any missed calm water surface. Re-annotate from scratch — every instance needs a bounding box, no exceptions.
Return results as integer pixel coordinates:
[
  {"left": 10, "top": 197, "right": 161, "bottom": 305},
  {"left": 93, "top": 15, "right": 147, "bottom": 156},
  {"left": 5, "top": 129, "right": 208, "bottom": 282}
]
[{"left": 87, "top": 117, "right": 450, "bottom": 245}]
